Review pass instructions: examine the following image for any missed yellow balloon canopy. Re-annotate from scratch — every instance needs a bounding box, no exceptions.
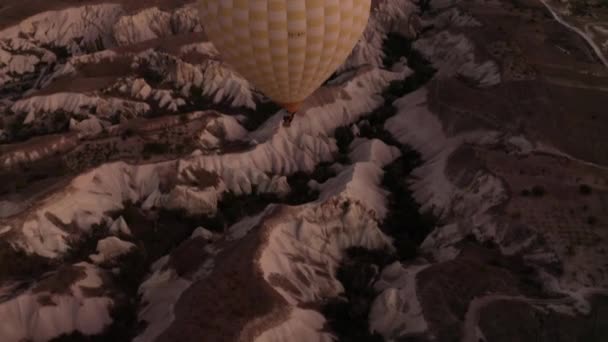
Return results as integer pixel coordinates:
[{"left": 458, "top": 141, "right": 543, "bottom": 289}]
[{"left": 198, "top": 0, "right": 371, "bottom": 113}]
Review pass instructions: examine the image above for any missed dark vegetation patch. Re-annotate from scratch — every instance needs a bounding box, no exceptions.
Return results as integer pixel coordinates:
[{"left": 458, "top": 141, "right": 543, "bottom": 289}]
[
  {"left": 329, "top": 32, "right": 436, "bottom": 165},
  {"left": 134, "top": 60, "right": 165, "bottom": 87},
  {"left": 346, "top": 31, "right": 438, "bottom": 260},
  {"left": 334, "top": 126, "right": 355, "bottom": 155},
  {"left": 242, "top": 98, "right": 283, "bottom": 131},
  {"left": 382, "top": 33, "right": 437, "bottom": 96},
  {"left": 0, "top": 156, "right": 67, "bottom": 195},
  {"left": 6, "top": 111, "right": 71, "bottom": 143},
  {"left": 308, "top": 162, "right": 338, "bottom": 184},
  {"left": 333, "top": 126, "right": 356, "bottom": 164},
  {"left": 0, "top": 239, "right": 56, "bottom": 284},
  {"left": 64, "top": 140, "right": 123, "bottom": 173},
  {"left": 286, "top": 162, "right": 337, "bottom": 204},
  {"left": 569, "top": 0, "right": 608, "bottom": 16},
  {"left": 579, "top": 184, "right": 592, "bottom": 195},
  {"left": 41, "top": 44, "right": 70, "bottom": 60},
  {"left": 32, "top": 265, "right": 87, "bottom": 295},
  {"left": 521, "top": 185, "right": 546, "bottom": 197},
  {"left": 142, "top": 141, "right": 170, "bottom": 156},
  {"left": 328, "top": 33, "right": 436, "bottom": 169},
  {"left": 322, "top": 32, "right": 437, "bottom": 341},
  {"left": 321, "top": 248, "right": 394, "bottom": 342},
  {"left": 382, "top": 152, "right": 437, "bottom": 259},
  {"left": 63, "top": 224, "right": 109, "bottom": 264},
  {"left": 321, "top": 150, "right": 437, "bottom": 341}
]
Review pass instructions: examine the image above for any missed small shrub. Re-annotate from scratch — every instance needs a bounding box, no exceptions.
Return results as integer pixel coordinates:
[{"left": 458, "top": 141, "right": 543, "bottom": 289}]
[
  {"left": 174, "top": 143, "right": 185, "bottom": 154},
  {"left": 242, "top": 100, "right": 281, "bottom": 131},
  {"left": 570, "top": 0, "right": 590, "bottom": 15},
  {"left": 393, "top": 236, "right": 418, "bottom": 260},
  {"left": 121, "top": 128, "right": 135, "bottom": 140},
  {"left": 310, "top": 163, "right": 336, "bottom": 183},
  {"left": 566, "top": 245, "right": 576, "bottom": 256},
  {"left": 579, "top": 184, "right": 592, "bottom": 195},
  {"left": 64, "top": 224, "right": 109, "bottom": 263},
  {"left": 334, "top": 126, "right": 355, "bottom": 155},
  {"left": 142, "top": 142, "right": 169, "bottom": 155},
  {"left": 285, "top": 173, "right": 320, "bottom": 205},
  {"left": 179, "top": 113, "right": 189, "bottom": 123},
  {"left": 322, "top": 247, "right": 393, "bottom": 342},
  {"left": 531, "top": 185, "right": 546, "bottom": 197},
  {"left": 0, "top": 240, "right": 54, "bottom": 282},
  {"left": 8, "top": 116, "right": 24, "bottom": 137},
  {"left": 53, "top": 111, "right": 69, "bottom": 125}
]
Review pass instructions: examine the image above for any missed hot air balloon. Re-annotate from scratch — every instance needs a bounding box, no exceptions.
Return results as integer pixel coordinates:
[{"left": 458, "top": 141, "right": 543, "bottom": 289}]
[{"left": 198, "top": 0, "right": 371, "bottom": 121}]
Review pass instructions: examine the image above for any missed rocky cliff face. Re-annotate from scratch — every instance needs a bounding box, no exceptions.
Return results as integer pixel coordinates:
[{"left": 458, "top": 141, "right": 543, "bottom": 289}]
[{"left": 0, "top": 0, "right": 607, "bottom": 342}]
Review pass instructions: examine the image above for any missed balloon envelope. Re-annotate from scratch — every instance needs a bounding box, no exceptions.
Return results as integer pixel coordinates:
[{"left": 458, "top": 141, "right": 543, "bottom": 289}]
[{"left": 198, "top": 0, "right": 371, "bottom": 112}]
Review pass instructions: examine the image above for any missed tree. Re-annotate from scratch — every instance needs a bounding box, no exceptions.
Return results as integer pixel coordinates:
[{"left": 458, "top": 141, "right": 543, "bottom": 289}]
[{"left": 569, "top": 0, "right": 590, "bottom": 15}]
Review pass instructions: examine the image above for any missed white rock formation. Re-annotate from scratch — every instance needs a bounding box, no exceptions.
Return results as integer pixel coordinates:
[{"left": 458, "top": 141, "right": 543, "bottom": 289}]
[
  {"left": 170, "top": 6, "right": 203, "bottom": 34},
  {"left": 370, "top": 262, "right": 430, "bottom": 339},
  {"left": 414, "top": 31, "right": 501, "bottom": 87},
  {"left": 0, "top": 263, "right": 113, "bottom": 342},
  {"left": 199, "top": 114, "right": 248, "bottom": 149},
  {"left": 172, "top": 58, "right": 256, "bottom": 109},
  {"left": 109, "top": 216, "right": 131, "bottom": 236},
  {"left": 349, "top": 138, "right": 402, "bottom": 166},
  {"left": 69, "top": 115, "right": 104, "bottom": 137},
  {"left": 0, "top": 4, "right": 124, "bottom": 53},
  {"left": 12, "top": 93, "right": 150, "bottom": 122},
  {"left": 0, "top": 39, "right": 56, "bottom": 89},
  {"left": 89, "top": 236, "right": 136, "bottom": 264},
  {"left": 341, "top": 0, "right": 418, "bottom": 71},
  {"left": 113, "top": 7, "right": 172, "bottom": 46}
]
